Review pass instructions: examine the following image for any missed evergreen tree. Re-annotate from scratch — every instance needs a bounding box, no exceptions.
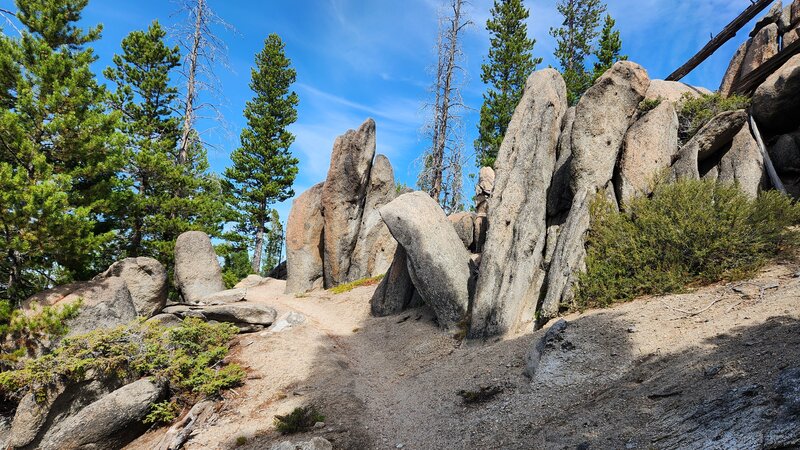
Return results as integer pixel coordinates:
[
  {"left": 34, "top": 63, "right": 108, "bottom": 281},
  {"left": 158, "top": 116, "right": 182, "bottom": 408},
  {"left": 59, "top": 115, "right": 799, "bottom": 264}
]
[
  {"left": 550, "top": 0, "right": 606, "bottom": 105},
  {"left": 0, "top": 0, "right": 122, "bottom": 299},
  {"left": 225, "top": 34, "right": 299, "bottom": 273},
  {"left": 475, "top": 0, "right": 541, "bottom": 168},
  {"left": 591, "top": 14, "right": 625, "bottom": 82},
  {"left": 105, "top": 22, "right": 230, "bottom": 267},
  {"left": 263, "top": 209, "right": 284, "bottom": 273}
]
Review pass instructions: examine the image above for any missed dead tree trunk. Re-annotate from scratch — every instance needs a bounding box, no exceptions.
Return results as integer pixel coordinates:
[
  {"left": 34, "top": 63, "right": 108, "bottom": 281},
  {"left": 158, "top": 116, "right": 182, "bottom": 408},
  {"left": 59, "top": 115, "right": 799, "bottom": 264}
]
[{"left": 178, "top": 0, "right": 204, "bottom": 165}]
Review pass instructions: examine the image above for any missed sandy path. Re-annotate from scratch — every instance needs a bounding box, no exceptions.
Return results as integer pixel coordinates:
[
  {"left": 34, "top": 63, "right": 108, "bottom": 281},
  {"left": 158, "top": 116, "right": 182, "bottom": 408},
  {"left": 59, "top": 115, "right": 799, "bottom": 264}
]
[{"left": 128, "top": 261, "right": 800, "bottom": 449}]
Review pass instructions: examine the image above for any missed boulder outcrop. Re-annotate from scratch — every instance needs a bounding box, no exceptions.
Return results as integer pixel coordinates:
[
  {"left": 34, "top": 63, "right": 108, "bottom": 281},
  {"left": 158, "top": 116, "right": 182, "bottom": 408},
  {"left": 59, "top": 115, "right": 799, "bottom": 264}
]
[
  {"left": 370, "top": 246, "right": 416, "bottom": 317},
  {"left": 380, "top": 192, "right": 472, "bottom": 331},
  {"left": 616, "top": 101, "right": 679, "bottom": 205},
  {"left": 719, "top": 42, "right": 749, "bottom": 97},
  {"left": 285, "top": 183, "right": 325, "bottom": 294},
  {"left": 645, "top": 80, "right": 710, "bottom": 104},
  {"left": 570, "top": 61, "right": 650, "bottom": 195},
  {"left": 469, "top": 69, "right": 568, "bottom": 338},
  {"left": 752, "top": 54, "right": 800, "bottom": 134},
  {"left": 322, "top": 119, "right": 377, "bottom": 287},
  {"left": 714, "top": 125, "right": 767, "bottom": 198},
  {"left": 672, "top": 110, "right": 749, "bottom": 180},
  {"left": 349, "top": 154, "right": 397, "bottom": 281},
  {"left": 741, "top": 23, "right": 780, "bottom": 79},
  {"left": 94, "top": 257, "right": 167, "bottom": 317},
  {"left": 174, "top": 231, "right": 225, "bottom": 304}
]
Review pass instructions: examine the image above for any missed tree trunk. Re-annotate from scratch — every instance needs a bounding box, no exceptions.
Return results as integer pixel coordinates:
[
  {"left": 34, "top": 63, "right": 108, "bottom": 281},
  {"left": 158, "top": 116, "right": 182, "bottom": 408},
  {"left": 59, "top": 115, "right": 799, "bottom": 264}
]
[
  {"left": 178, "top": 0, "right": 203, "bottom": 165},
  {"left": 252, "top": 224, "right": 264, "bottom": 274}
]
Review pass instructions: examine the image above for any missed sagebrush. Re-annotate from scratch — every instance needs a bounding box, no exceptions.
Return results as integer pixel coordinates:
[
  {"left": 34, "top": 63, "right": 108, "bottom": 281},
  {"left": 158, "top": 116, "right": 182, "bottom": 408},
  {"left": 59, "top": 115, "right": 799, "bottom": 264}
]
[{"left": 577, "top": 180, "right": 800, "bottom": 308}]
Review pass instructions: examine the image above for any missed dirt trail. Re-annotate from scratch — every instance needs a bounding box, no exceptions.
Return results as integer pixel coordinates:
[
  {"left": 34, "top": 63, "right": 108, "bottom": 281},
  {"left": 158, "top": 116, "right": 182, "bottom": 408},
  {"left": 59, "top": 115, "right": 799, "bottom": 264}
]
[{"left": 128, "top": 261, "right": 800, "bottom": 450}]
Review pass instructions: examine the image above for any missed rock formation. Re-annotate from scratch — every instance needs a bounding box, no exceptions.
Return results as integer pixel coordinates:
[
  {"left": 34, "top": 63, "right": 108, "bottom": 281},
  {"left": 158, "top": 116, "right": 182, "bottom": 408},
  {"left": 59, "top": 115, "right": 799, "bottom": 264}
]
[
  {"left": 285, "top": 183, "right": 325, "bottom": 293},
  {"left": 174, "top": 231, "right": 226, "bottom": 303},
  {"left": 469, "top": 69, "right": 568, "bottom": 338},
  {"left": 752, "top": 54, "right": 800, "bottom": 133},
  {"left": 379, "top": 192, "right": 472, "bottom": 331},
  {"left": 94, "top": 257, "right": 168, "bottom": 317},
  {"left": 322, "top": 119, "right": 377, "bottom": 287},
  {"left": 672, "top": 110, "right": 749, "bottom": 180},
  {"left": 370, "top": 246, "right": 416, "bottom": 317}
]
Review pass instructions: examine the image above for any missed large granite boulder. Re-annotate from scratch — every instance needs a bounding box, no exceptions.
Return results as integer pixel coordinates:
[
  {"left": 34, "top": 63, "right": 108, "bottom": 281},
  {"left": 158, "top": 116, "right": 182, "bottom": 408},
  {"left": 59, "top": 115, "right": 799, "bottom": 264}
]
[
  {"left": 752, "top": 54, "right": 800, "bottom": 134},
  {"left": 741, "top": 23, "right": 780, "bottom": 78},
  {"left": 37, "top": 379, "right": 165, "bottom": 450},
  {"left": 540, "top": 190, "right": 592, "bottom": 323},
  {"left": 715, "top": 125, "right": 766, "bottom": 198},
  {"left": 348, "top": 154, "right": 397, "bottom": 281},
  {"left": 322, "top": 119, "right": 376, "bottom": 287},
  {"left": 644, "top": 80, "right": 710, "bottom": 104},
  {"left": 616, "top": 101, "right": 679, "bottom": 205},
  {"left": 379, "top": 192, "right": 472, "bottom": 331},
  {"left": 174, "top": 231, "right": 225, "bottom": 304},
  {"left": 570, "top": 61, "right": 650, "bottom": 196},
  {"left": 41, "top": 278, "right": 137, "bottom": 336},
  {"left": 448, "top": 212, "right": 476, "bottom": 250},
  {"left": 769, "top": 133, "right": 800, "bottom": 173},
  {"left": 475, "top": 166, "right": 495, "bottom": 215},
  {"left": 370, "top": 246, "right": 416, "bottom": 317},
  {"left": 285, "top": 183, "right": 325, "bottom": 294},
  {"left": 672, "top": 110, "right": 748, "bottom": 180},
  {"left": 469, "top": 69, "right": 568, "bottom": 339},
  {"left": 719, "top": 42, "right": 749, "bottom": 97},
  {"left": 94, "top": 257, "right": 167, "bottom": 317},
  {"left": 200, "top": 303, "right": 277, "bottom": 328},
  {"left": 548, "top": 106, "right": 576, "bottom": 218}
]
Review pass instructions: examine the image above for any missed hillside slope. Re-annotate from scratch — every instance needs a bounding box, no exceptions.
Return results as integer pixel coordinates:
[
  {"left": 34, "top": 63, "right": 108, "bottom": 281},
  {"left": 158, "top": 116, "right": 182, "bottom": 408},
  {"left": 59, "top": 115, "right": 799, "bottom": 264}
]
[{"left": 128, "top": 261, "right": 800, "bottom": 450}]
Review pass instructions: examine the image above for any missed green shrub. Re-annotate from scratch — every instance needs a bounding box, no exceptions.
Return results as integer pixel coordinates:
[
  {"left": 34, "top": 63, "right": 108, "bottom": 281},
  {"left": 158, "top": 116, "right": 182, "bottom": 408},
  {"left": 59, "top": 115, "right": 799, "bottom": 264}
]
[
  {"left": 677, "top": 93, "right": 750, "bottom": 145},
  {"left": 0, "top": 299, "right": 81, "bottom": 371},
  {"left": 274, "top": 405, "right": 325, "bottom": 434},
  {"left": 577, "top": 180, "right": 800, "bottom": 308},
  {"left": 638, "top": 97, "right": 662, "bottom": 113},
  {"left": 329, "top": 274, "right": 385, "bottom": 294},
  {"left": 0, "top": 317, "right": 244, "bottom": 403},
  {"left": 144, "top": 400, "right": 181, "bottom": 424}
]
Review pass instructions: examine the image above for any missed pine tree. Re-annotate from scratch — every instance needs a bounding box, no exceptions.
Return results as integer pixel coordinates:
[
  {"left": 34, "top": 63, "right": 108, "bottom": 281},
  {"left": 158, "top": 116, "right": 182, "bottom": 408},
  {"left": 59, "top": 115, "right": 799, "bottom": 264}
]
[
  {"left": 550, "top": 0, "right": 606, "bottom": 105},
  {"left": 224, "top": 34, "right": 299, "bottom": 273},
  {"left": 475, "top": 0, "right": 541, "bottom": 168},
  {"left": 0, "top": 0, "right": 122, "bottom": 298},
  {"left": 105, "top": 22, "right": 231, "bottom": 268},
  {"left": 263, "top": 209, "right": 284, "bottom": 273},
  {"left": 591, "top": 14, "right": 625, "bottom": 82}
]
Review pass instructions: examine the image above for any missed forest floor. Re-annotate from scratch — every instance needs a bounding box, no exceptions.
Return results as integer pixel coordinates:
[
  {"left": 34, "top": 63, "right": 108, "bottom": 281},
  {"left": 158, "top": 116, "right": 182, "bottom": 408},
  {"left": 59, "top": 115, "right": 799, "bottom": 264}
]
[{"left": 127, "top": 258, "right": 800, "bottom": 450}]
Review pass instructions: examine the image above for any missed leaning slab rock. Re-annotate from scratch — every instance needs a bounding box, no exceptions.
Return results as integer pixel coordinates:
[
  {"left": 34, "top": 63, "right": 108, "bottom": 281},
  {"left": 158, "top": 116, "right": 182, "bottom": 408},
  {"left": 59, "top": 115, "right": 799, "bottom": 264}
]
[
  {"left": 469, "top": 68, "right": 568, "bottom": 339},
  {"left": 174, "top": 231, "right": 226, "bottom": 303},
  {"left": 379, "top": 191, "right": 472, "bottom": 331},
  {"left": 285, "top": 183, "right": 325, "bottom": 294}
]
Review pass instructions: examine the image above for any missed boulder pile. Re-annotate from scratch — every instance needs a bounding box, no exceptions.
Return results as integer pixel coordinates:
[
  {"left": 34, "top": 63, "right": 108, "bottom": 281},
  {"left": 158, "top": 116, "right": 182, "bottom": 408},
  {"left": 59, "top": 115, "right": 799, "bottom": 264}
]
[{"left": 285, "top": 119, "right": 399, "bottom": 293}]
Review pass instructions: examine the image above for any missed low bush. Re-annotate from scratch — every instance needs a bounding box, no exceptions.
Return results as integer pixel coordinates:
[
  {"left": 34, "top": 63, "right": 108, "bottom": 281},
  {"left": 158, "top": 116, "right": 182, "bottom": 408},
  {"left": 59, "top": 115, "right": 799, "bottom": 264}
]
[
  {"left": 677, "top": 93, "right": 750, "bottom": 145},
  {"left": 144, "top": 400, "right": 181, "bottom": 424},
  {"left": 274, "top": 405, "right": 325, "bottom": 434},
  {"left": 329, "top": 274, "right": 385, "bottom": 294},
  {"left": 458, "top": 385, "right": 503, "bottom": 404},
  {"left": 638, "top": 97, "right": 662, "bottom": 113},
  {"left": 0, "top": 317, "right": 244, "bottom": 403},
  {"left": 0, "top": 299, "right": 81, "bottom": 371},
  {"left": 577, "top": 180, "right": 800, "bottom": 308}
]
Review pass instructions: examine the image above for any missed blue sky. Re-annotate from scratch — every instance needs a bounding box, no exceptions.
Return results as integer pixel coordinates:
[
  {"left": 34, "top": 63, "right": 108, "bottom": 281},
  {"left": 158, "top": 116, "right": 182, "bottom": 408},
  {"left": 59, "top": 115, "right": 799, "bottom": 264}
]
[{"left": 3, "top": 0, "right": 765, "bottom": 223}]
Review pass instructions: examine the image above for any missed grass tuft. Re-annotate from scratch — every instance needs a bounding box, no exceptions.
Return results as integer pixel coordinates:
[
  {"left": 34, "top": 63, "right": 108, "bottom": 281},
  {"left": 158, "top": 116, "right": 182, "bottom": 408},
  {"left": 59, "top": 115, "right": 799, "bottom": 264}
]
[
  {"left": 329, "top": 274, "right": 385, "bottom": 295},
  {"left": 274, "top": 405, "right": 325, "bottom": 434},
  {"left": 458, "top": 385, "right": 503, "bottom": 404},
  {"left": 677, "top": 93, "right": 750, "bottom": 145}
]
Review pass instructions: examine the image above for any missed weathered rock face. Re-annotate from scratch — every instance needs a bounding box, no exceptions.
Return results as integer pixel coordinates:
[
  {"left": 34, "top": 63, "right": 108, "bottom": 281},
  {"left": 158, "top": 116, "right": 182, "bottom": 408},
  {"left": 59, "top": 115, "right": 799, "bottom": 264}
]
[
  {"left": 322, "top": 119, "right": 377, "bottom": 287},
  {"left": 475, "top": 166, "right": 495, "bottom": 215},
  {"left": 201, "top": 288, "right": 247, "bottom": 304},
  {"left": 751, "top": 0, "right": 783, "bottom": 36},
  {"left": 469, "top": 69, "right": 568, "bottom": 339},
  {"left": 200, "top": 303, "right": 277, "bottom": 328},
  {"left": 7, "top": 375, "right": 126, "bottom": 449},
  {"left": 94, "top": 257, "right": 167, "bottom": 317},
  {"left": 448, "top": 212, "right": 476, "bottom": 250},
  {"left": 174, "top": 231, "right": 225, "bottom": 304},
  {"left": 672, "top": 110, "right": 748, "bottom": 180},
  {"left": 49, "top": 278, "right": 137, "bottom": 336},
  {"left": 540, "top": 190, "right": 591, "bottom": 323},
  {"left": 741, "top": 23, "right": 780, "bottom": 78},
  {"left": 349, "top": 154, "right": 396, "bottom": 281},
  {"left": 370, "top": 246, "right": 415, "bottom": 317},
  {"left": 719, "top": 42, "right": 749, "bottom": 97},
  {"left": 752, "top": 54, "right": 800, "bottom": 134},
  {"left": 769, "top": 133, "right": 800, "bottom": 173},
  {"left": 645, "top": 80, "right": 710, "bottom": 104},
  {"left": 616, "top": 101, "right": 679, "bottom": 205},
  {"left": 37, "top": 379, "right": 165, "bottom": 450},
  {"left": 234, "top": 274, "right": 272, "bottom": 289},
  {"left": 570, "top": 61, "right": 650, "bottom": 196},
  {"left": 379, "top": 192, "right": 472, "bottom": 331},
  {"left": 548, "top": 106, "right": 576, "bottom": 218},
  {"left": 715, "top": 125, "right": 766, "bottom": 198},
  {"left": 285, "top": 183, "right": 325, "bottom": 294}
]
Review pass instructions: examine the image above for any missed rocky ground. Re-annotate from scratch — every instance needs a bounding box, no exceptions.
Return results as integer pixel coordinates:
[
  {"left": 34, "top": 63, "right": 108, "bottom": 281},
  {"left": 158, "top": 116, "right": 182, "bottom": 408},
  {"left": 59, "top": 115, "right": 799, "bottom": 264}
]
[{"left": 126, "top": 259, "right": 800, "bottom": 450}]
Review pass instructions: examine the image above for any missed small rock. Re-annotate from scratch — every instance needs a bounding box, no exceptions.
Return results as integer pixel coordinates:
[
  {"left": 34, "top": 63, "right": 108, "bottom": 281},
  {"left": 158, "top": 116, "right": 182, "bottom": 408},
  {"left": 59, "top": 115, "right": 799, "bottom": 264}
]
[{"left": 314, "top": 421, "right": 326, "bottom": 429}]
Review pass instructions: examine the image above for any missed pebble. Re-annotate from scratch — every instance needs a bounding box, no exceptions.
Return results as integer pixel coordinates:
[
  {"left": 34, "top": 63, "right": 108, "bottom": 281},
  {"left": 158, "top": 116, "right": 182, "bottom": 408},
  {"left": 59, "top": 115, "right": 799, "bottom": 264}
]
[{"left": 314, "top": 421, "right": 326, "bottom": 429}]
